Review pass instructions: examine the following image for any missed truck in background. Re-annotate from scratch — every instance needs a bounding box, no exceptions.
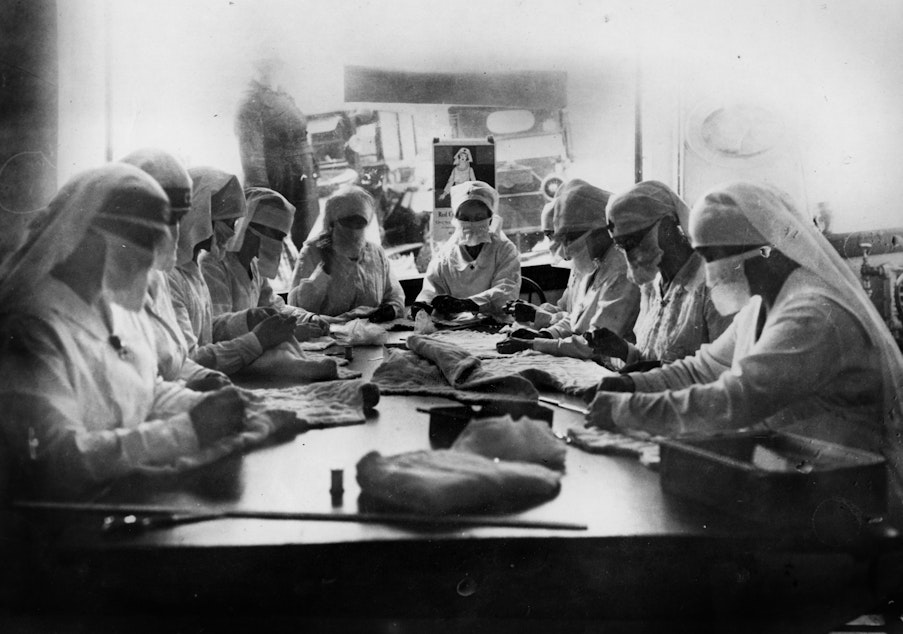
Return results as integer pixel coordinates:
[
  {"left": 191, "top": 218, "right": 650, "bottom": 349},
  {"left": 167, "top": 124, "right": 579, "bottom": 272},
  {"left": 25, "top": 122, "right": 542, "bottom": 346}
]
[
  {"left": 305, "top": 108, "right": 429, "bottom": 262},
  {"left": 307, "top": 109, "right": 421, "bottom": 202},
  {"left": 447, "top": 105, "right": 569, "bottom": 252}
]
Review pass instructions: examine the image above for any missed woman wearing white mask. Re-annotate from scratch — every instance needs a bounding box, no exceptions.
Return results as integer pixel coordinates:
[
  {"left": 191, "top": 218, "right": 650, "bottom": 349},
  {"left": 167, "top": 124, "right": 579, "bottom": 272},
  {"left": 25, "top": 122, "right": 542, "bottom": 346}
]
[
  {"left": 200, "top": 186, "right": 325, "bottom": 340},
  {"left": 504, "top": 201, "right": 571, "bottom": 329},
  {"left": 415, "top": 181, "right": 521, "bottom": 319},
  {"left": 288, "top": 185, "right": 404, "bottom": 322},
  {"left": 200, "top": 167, "right": 247, "bottom": 264},
  {"left": 168, "top": 169, "right": 306, "bottom": 375},
  {"left": 586, "top": 182, "right": 903, "bottom": 514},
  {"left": 497, "top": 179, "right": 639, "bottom": 360},
  {"left": 586, "top": 181, "right": 733, "bottom": 370},
  {"left": 0, "top": 164, "right": 248, "bottom": 499},
  {"left": 121, "top": 149, "right": 231, "bottom": 391}
]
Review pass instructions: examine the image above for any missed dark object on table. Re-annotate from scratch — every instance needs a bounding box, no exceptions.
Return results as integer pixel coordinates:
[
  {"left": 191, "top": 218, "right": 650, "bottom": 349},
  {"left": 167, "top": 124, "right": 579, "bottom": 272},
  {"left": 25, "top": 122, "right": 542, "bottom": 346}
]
[
  {"left": 425, "top": 402, "right": 553, "bottom": 449},
  {"left": 432, "top": 295, "right": 479, "bottom": 316},
  {"left": 386, "top": 322, "right": 415, "bottom": 332},
  {"left": 619, "top": 359, "right": 662, "bottom": 373},
  {"left": 473, "top": 316, "right": 507, "bottom": 334},
  {"left": 410, "top": 301, "right": 434, "bottom": 319},
  {"left": 367, "top": 303, "right": 397, "bottom": 323},
  {"left": 504, "top": 299, "right": 538, "bottom": 322},
  {"left": 659, "top": 430, "right": 886, "bottom": 530}
]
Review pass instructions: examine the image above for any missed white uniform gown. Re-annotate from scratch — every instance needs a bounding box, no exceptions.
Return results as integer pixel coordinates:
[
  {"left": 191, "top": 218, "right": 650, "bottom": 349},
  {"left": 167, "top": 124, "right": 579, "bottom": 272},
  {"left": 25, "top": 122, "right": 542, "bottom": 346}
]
[
  {"left": 0, "top": 278, "right": 204, "bottom": 498},
  {"left": 199, "top": 250, "right": 316, "bottom": 332},
  {"left": 622, "top": 252, "right": 734, "bottom": 365},
  {"left": 416, "top": 233, "right": 521, "bottom": 317},
  {"left": 167, "top": 262, "right": 264, "bottom": 375},
  {"left": 532, "top": 247, "right": 640, "bottom": 360},
  {"left": 287, "top": 241, "right": 405, "bottom": 319},
  {"left": 600, "top": 269, "right": 884, "bottom": 452},
  {"left": 143, "top": 270, "right": 224, "bottom": 384}
]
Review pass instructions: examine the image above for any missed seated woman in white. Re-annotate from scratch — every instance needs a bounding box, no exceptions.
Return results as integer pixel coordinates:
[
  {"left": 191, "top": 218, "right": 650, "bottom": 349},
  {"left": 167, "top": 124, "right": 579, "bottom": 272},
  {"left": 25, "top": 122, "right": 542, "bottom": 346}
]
[
  {"left": 498, "top": 179, "right": 640, "bottom": 361},
  {"left": 167, "top": 168, "right": 308, "bottom": 375},
  {"left": 586, "top": 182, "right": 903, "bottom": 517},
  {"left": 0, "top": 164, "right": 249, "bottom": 499},
  {"left": 120, "top": 148, "right": 231, "bottom": 391},
  {"left": 587, "top": 180, "right": 734, "bottom": 371},
  {"left": 288, "top": 185, "right": 404, "bottom": 323},
  {"left": 415, "top": 181, "right": 521, "bottom": 320}
]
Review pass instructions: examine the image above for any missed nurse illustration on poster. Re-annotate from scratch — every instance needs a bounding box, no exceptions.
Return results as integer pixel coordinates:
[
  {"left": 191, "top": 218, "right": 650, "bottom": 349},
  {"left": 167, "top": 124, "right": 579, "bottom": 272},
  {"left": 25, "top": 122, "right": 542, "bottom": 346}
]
[{"left": 439, "top": 147, "right": 476, "bottom": 201}]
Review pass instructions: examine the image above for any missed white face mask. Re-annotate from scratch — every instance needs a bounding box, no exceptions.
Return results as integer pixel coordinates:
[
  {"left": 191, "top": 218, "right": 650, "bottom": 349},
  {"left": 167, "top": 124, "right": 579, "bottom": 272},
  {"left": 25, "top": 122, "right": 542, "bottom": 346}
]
[
  {"left": 561, "top": 231, "right": 603, "bottom": 276},
  {"left": 625, "top": 227, "right": 663, "bottom": 286},
  {"left": 250, "top": 227, "right": 283, "bottom": 279},
  {"left": 455, "top": 218, "right": 491, "bottom": 247},
  {"left": 705, "top": 247, "right": 769, "bottom": 315},
  {"left": 153, "top": 224, "right": 179, "bottom": 272},
  {"left": 561, "top": 231, "right": 588, "bottom": 261},
  {"left": 548, "top": 239, "right": 565, "bottom": 265},
  {"left": 333, "top": 222, "right": 368, "bottom": 256},
  {"left": 210, "top": 220, "right": 236, "bottom": 260},
  {"left": 100, "top": 233, "right": 156, "bottom": 312}
]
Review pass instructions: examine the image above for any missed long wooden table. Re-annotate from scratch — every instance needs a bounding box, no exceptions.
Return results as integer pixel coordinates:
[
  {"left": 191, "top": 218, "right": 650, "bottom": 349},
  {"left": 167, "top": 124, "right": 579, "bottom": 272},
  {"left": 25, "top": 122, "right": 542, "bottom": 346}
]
[{"left": 4, "top": 340, "right": 901, "bottom": 632}]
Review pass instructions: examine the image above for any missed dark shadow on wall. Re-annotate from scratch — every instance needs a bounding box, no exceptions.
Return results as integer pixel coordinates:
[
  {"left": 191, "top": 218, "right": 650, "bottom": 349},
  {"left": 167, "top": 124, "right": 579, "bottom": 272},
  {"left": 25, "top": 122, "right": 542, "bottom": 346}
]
[{"left": 0, "top": 0, "right": 58, "bottom": 259}]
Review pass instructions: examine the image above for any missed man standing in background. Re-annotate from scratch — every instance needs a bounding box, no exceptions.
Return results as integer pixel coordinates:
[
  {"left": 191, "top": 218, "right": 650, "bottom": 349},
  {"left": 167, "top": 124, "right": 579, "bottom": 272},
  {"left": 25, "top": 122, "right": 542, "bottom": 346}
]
[{"left": 235, "top": 57, "right": 320, "bottom": 249}]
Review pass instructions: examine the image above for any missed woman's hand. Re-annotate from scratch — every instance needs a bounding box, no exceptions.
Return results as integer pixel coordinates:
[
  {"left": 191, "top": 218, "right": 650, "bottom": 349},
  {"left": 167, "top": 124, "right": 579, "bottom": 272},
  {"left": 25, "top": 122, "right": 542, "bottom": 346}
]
[
  {"left": 410, "top": 301, "right": 433, "bottom": 320},
  {"left": 190, "top": 386, "right": 246, "bottom": 447},
  {"left": 245, "top": 306, "right": 279, "bottom": 330},
  {"left": 585, "top": 391, "right": 620, "bottom": 431},
  {"left": 367, "top": 303, "right": 397, "bottom": 323},
  {"left": 185, "top": 371, "right": 232, "bottom": 392},
  {"left": 584, "top": 375, "right": 636, "bottom": 401},
  {"left": 432, "top": 295, "right": 478, "bottom": 315},
  {"left": 313, "top": 236, "right": 335, "bottom": 275},
  {"left": 252, "top": 313, "right": 297, "bottom": 349},
  {"left": 496, "top": 337, "right": 533, "bottom": 354},
  {"left": 293, "top": 320, "right": 327, "bottom": 341},
  {"left": 504, "top": 300, "right": 538, "bottom": 322},
  {"left": 585, "top": 327, "right": 630, "bottom": 361}
]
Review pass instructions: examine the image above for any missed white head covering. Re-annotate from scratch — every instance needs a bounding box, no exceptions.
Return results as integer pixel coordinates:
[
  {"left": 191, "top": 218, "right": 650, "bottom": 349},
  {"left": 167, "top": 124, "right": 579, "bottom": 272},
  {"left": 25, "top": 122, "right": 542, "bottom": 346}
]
[
  {"left": 227, "top": 187, "right": 295, "bottom": 251},
  {"left": 120, "top": 149, "right": 192, "bottom": 271},
  {"left": 322, "top": 185, "right": 374, "bottom": 230},
  {"left": 187, "top": 167, "right": 246, "bottom": 261},
  {"left": 444, "top": 181, "right": 506, "bottom": 251},
  {"left": 550, "top": 178, "right": 612, "bottom": 236},
  {"left": 0, "top": 163, "right": 170, "bottom": 308},
  {"left": 690, "top": 181, "right": 903, "bottom": 509},
  {"left": 119, "top": 148, "right": 192, "bottom": 214},
  {"left": 606, "top": 180, "right": 691, "bottom": 237},
  {"left": 450, "top": 180, "right": 498, "bottom": 217},
  {"left": 306, "top": 185, "right": 377, "bottom": 248}
]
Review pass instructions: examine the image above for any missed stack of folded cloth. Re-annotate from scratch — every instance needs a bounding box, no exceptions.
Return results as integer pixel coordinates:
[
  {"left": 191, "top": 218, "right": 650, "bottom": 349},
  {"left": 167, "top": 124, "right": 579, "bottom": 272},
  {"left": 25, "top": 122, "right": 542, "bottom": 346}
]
[{"left": 357, "top": 414, "right": 566, "bottom": 515}]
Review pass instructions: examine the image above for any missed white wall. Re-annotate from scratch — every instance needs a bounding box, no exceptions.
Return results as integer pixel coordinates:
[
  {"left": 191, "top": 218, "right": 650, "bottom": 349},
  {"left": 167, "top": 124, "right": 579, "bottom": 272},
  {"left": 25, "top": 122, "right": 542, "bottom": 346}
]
[{"left": 57, "top": 0, "right": 903, "bottom": 232}]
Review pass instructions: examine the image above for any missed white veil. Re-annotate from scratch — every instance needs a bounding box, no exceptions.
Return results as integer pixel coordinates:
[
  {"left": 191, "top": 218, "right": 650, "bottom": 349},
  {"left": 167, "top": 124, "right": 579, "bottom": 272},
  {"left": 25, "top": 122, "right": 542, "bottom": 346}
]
[
  {"left": 0, "top": 163, "right": 169, "bottom": 309},
  {"left": 696, "top": 181, "right": 903, "bottom": 512}
]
